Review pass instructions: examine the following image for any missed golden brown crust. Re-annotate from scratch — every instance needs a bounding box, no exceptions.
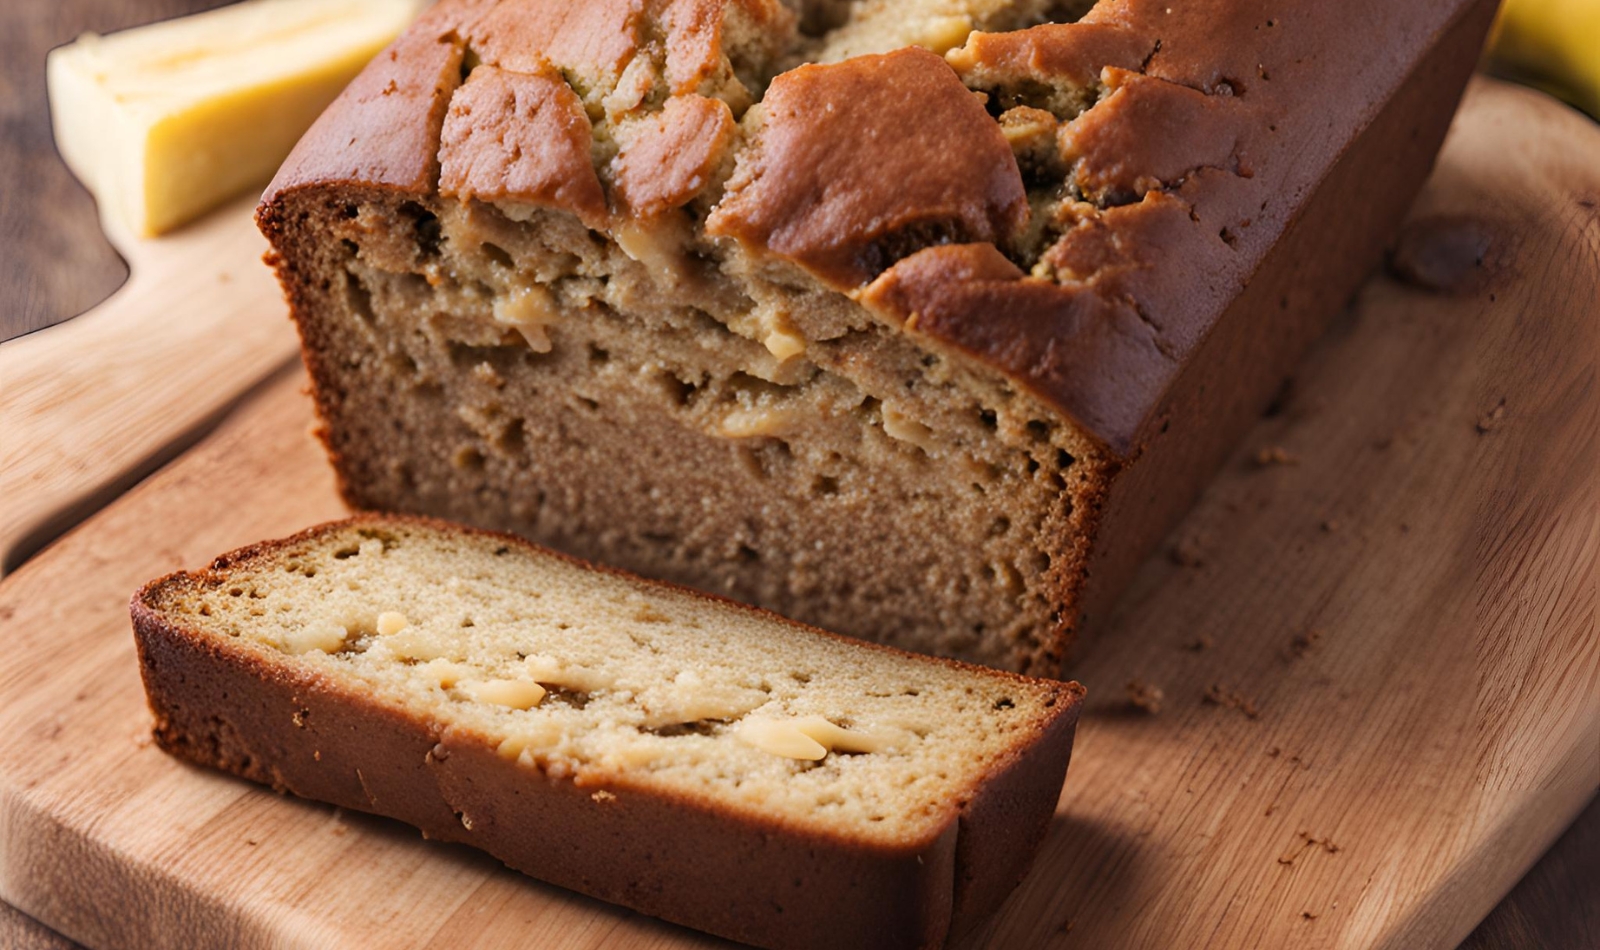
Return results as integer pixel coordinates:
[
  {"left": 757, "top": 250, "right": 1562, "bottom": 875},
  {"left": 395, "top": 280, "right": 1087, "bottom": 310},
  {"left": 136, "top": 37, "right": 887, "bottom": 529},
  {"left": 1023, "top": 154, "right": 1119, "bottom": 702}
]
[
  {"left": 466, "top": 0, "right": 643, "bottom": 79},
  {"left": 465, "top": 0, "right": 788, "bottom": 95},
  {"left": 130, "top": 516, "right": 1085, "bottom": 950},
  {"left": 945, "top": 21, "right": 1152, "bottom": 88},
  {"left": 875, "top": 0, "right": 1489, "bottom": 453},
  {"left": 706, "top": 46, "right": 1027, "bottom": 290},
  {"left": 612, "top": 93, "right": 736, "bottom": 217},
  {"left": 655, "top": 0, "right": 790, "bottom": 95},
  {"left": 438, "top": 63, "right": 610, "bottom": 228},
  {"left": 263, "top": 0, "right": 483, "bottom": 198},
  {"left": 859, "top": 242, "right": 1174, "bottom": 446},
  {"left": 1059, "top": 67, "right": 1253, "bottom": 202}
]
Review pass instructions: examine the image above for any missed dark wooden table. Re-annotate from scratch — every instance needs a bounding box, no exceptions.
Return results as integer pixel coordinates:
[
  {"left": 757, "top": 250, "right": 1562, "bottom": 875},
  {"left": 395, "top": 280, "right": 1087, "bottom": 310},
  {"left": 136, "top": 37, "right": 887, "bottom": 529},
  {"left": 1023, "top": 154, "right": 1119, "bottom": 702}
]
[{"left": 2, "top": 2, "right": 1595, "bottom": 948}]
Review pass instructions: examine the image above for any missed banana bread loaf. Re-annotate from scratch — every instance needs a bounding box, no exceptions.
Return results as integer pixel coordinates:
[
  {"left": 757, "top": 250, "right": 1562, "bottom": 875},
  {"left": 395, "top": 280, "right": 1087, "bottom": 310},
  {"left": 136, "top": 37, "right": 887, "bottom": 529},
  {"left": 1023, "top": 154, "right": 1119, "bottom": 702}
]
[
  {"left": 131, "top": 516, "right": 1084, "bottom": 950},
  {"left": 257, "top": 0, "right": 1496, "bottom": 674}
]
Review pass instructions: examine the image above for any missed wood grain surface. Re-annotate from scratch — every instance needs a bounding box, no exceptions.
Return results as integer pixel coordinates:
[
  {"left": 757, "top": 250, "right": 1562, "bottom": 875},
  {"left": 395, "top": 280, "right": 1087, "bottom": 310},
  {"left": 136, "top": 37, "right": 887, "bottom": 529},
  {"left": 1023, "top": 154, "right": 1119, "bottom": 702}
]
[
  {"left": 0, "top": 67, "right": 1596, "bottom": 948},
  {"left": 0, "top": 198, "right": 301, "bottom": 576}
]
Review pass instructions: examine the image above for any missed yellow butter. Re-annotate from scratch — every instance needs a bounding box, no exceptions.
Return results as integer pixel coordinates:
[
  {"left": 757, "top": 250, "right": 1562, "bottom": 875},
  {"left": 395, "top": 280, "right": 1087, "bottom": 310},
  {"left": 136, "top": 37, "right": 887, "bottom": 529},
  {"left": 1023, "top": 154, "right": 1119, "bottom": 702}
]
[{"left": 46, "top": 0, "right": 425, "bottom": 237}]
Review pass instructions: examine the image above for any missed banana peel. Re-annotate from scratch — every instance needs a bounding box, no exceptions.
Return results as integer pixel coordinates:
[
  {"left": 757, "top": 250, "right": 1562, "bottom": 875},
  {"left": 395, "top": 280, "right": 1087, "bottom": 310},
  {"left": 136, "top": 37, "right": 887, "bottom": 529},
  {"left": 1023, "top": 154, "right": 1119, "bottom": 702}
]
[{"left": 1488, "top": 0, "right": 1600, "bottom": 118}]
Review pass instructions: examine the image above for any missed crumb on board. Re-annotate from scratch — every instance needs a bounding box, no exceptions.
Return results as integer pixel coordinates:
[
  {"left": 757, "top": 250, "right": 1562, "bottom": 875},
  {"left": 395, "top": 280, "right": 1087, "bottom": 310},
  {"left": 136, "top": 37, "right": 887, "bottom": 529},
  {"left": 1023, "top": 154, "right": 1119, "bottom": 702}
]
[
  {"left": 1287, "top": 629, "right": 1323, "bottom": 659},
  {"left": 1262, "top": 376, "right": 1295, "bottom": 417},
  {"left": 1320, "top": 518, "right": 1341, "bottom": 533},
  {"left": 1280, "top": 830, "right": 1342, "bottom": 867},
  {"left": 1125, "top": 679, "right": 1165, "bottom": 714},
  {"left": 1255, "top": 446, "right": 1299, "bottom": 467},
  {"left": 1302, "top": 911, "right": 1319, "bottom": 921},
  {"left": 1170, "top": 535, "right": 1207, "bottom": 567},
  {"left": 1186, "top": 634, "right": 1215, "bottom": 652},
  {"left": 1475, "top": 398, "right": 1507, "bottom": 434},
  {"left": 1204, "top": 684, "right": 1261, "bottom": 719}
]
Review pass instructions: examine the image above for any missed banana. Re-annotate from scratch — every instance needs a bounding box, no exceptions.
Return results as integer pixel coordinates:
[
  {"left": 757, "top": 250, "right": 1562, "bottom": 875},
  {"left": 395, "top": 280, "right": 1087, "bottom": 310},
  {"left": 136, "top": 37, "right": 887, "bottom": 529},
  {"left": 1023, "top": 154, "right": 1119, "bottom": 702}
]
[{"left": 1488, "top": 0, "right": 1600, "bottom": 118}]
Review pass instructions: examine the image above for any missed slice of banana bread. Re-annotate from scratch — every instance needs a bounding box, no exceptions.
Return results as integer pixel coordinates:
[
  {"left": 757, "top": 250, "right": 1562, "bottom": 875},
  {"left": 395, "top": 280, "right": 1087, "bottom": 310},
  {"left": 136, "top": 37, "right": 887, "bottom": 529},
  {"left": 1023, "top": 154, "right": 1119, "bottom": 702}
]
[
  {"left": 257, "top": 0, "right": 1496, "bottom": 673},
  {"left": 131, "top": 516, "right": 1084, "bottom": 950}
]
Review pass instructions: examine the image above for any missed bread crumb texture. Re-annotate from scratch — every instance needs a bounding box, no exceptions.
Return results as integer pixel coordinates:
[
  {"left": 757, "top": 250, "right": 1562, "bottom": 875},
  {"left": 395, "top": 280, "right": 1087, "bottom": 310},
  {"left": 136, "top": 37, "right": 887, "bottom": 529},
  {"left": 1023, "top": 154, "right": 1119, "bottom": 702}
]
[
  {"left": 145, "top": 521, "right": 1068, "bottom": 841},
  {"left": 255, "top": 0, "right": 1298, "bottom": 672}
]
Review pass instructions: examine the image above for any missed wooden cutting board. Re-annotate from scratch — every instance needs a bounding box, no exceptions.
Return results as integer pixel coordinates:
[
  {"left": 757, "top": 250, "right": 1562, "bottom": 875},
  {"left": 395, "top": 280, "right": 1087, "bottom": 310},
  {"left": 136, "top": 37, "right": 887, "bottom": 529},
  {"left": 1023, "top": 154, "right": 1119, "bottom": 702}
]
[
  {"left": 0, "top": 196, "right": 299, "bottom": 574},
  {"left": 0, "top": 78, "right": 1595, "bottom": 950}
]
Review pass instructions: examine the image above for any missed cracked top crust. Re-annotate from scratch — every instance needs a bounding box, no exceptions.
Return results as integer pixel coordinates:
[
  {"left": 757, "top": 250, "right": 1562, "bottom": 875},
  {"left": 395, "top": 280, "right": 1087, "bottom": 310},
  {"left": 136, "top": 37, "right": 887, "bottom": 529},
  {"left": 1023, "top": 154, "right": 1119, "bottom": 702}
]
[
  {"left": 706, "top": 46, "right": 1029, "bottom": 289},
  {"left": 263, "top": 0, "right": 1481, "bottom": 455},
  {"left": 438, "top": 64, "right": 610, "bottom": 228}
]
